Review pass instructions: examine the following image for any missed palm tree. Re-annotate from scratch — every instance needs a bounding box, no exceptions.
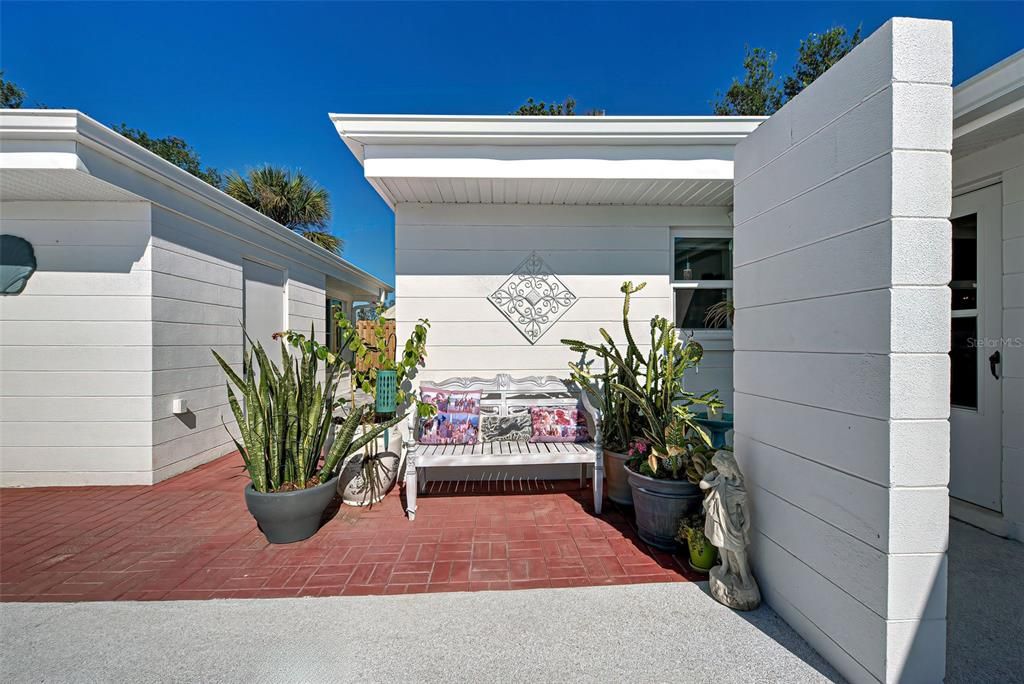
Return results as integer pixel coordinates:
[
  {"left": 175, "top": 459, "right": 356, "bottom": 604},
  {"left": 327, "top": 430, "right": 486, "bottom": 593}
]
[{"left": 225, "top": 165, "right": 342, "bottom": 254}]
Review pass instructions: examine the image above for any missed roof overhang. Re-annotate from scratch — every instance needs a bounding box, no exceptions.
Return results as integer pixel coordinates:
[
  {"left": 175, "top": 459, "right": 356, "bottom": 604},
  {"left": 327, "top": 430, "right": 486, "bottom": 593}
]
[
  {"left": 330, "top": 114, "right": 765, "bottom": 209},
  {"left": 0, "top": 109, "right": 391, "bottom": 295},
  {"left": 953, "top": 49, "right": 1024, "bottom": 159}
]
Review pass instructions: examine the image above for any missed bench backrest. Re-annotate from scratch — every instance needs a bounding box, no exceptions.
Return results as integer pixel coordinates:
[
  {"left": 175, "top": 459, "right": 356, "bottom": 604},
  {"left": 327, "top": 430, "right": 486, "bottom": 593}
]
[{"left": 423, "top": 374, "right": 582, "bottom": 419}]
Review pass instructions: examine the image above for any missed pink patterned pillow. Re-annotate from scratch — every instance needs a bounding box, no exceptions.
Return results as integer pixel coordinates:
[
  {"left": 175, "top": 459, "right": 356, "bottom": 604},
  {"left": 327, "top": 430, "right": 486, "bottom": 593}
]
[
  {"left": 419, "top": 387, "right": 481, "bottom": 445},
  {"left": 529, "top": 406, "right": 591, "bottom": 443}
]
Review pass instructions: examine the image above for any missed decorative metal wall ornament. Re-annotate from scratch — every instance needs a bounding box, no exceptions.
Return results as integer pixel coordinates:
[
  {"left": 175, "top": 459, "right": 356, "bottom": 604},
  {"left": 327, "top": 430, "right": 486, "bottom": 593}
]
[
  {"left": 487, "top": 251, "right": 577, "bottom": 344},
  {"left": 0, "top": 235, "right": 37, "bottom": 295}
]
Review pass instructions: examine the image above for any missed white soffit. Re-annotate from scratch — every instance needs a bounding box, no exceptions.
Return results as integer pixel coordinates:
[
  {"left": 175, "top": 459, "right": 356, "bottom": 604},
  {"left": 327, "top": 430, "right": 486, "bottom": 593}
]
[
  {"left": 953, "top": 49, "right": 1024, "bottom": 159},
  {"left": 330, "top": 114, "right": 764, "bottom": 208}
]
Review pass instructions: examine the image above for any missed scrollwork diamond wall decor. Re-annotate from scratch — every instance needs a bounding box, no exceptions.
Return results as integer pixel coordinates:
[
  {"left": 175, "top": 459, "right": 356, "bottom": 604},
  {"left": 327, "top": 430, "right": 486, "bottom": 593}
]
[{"left": 488, "top": 251, "right": 577, "bottom": 344}]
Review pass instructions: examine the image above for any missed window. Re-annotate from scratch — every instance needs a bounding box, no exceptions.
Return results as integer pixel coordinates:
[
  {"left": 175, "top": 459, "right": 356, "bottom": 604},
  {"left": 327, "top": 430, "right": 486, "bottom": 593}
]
[
  {"left": 325, "top": 298, "right": 347, "bottom": 353},
  {"left": 950, "top": 214, "right": 978, "bottom": 409},
  {"left": 671, "top": 231, "right": 733, "bottom": 332}
]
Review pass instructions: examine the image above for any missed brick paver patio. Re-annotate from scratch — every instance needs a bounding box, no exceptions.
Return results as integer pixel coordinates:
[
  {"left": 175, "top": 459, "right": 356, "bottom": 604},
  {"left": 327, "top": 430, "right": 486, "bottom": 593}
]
[{"left": 0, "top": 454, "right": 698, "bottom": 601}]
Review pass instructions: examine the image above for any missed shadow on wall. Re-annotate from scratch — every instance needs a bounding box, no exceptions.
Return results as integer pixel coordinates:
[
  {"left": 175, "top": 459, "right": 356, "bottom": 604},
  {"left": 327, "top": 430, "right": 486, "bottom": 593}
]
[{"left": 3, "top": 231, "right": 149, "bottom": 275}]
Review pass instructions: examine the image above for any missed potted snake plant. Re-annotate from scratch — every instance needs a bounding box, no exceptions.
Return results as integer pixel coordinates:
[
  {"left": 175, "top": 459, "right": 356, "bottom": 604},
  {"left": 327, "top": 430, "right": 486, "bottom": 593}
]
[{"left": 214, "top": 331, "right": 401, "bottom": 544}]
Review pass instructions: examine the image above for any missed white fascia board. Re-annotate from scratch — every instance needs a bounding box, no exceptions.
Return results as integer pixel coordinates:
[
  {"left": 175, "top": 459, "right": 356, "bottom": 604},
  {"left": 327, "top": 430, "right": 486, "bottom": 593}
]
[
  {"left": 0, "top": 109, "right": 392, "bottom": 293},
  {"left": 0, "top": 110, "right": 87, "bottom": 171},
  {"left": 330, "top": 113, "right": 765, "bottom": 160},
  {"left": 953, "top": 49, "right": 1024, "bottom": 137}
]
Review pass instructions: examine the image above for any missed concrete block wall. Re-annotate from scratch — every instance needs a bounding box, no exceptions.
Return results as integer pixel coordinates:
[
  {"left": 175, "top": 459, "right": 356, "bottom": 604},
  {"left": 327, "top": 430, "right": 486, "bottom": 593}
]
[{"left": 732, "top": 18, "right": 952, "bottom": 683}]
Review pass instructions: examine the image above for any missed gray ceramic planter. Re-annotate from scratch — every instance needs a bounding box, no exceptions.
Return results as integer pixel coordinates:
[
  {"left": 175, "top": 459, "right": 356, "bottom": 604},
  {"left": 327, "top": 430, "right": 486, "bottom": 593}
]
[
  {"left": 604, "top": 450, "right": 633, "bottom": 506},
  {"left": 244, "top": 475, "right": 339, "bottom": 544},
  {"left": 626, "top": 465, "right": 702, "bottom": 550}
]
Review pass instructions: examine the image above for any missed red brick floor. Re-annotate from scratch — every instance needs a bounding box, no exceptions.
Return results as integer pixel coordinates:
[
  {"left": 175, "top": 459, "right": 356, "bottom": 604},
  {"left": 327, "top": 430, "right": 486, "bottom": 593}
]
[{"left": 0, "top": 453, "right": 699, "bottom": 602}]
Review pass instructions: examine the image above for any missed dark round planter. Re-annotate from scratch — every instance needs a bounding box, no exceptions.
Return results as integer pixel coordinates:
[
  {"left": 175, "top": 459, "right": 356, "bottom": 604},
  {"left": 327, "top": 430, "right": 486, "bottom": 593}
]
[
  {"left": 244, "top": 475, "right": 339, "bottom": 544},
  {"left": 626, "top": 465, "right": 702, "bottom": 550}
]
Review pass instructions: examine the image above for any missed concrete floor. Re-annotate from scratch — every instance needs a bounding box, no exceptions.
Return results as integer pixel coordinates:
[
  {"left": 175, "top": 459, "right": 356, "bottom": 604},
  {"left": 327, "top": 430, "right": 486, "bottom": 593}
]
[
  {"left": 947, "top": 519, "right": 1024, "bottom": 683},
  {"left": 3, "top": 521, "right": 1018, "bottom": 683},
  {"left": 0, "top": 582, "right": 840, "bottom": 683}
]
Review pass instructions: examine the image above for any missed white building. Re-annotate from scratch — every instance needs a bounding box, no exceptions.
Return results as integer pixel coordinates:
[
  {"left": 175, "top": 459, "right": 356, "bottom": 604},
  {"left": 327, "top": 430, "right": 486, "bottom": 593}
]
[
  {"left": 332, "top": 22, "right": 1021, "bottom": 683},
  {"left": 0, "top": 110, "right": 391, "bottom": 486}
]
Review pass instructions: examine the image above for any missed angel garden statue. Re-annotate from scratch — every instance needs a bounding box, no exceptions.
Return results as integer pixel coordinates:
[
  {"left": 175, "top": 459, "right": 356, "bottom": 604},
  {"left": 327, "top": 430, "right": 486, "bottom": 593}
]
[{"left": 700, "top": 450, "right": 761, "bottom": 610}]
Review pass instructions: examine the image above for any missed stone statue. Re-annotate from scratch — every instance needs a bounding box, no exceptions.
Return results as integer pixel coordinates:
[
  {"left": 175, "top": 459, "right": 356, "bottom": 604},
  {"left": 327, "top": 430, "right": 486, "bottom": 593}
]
[{"left": 700, "top": 450, "right": 761, "bottom": 610}]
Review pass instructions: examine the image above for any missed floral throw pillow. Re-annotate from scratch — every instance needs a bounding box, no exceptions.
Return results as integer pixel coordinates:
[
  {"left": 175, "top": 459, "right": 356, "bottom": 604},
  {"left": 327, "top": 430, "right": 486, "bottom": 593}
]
[
  {"left": 529, "top": 406, "right": 591, "bottom": 443},
  {"left": 481, "top": 415, "right": 532, "bottom": 442},
  {"left": 419, "top": 387, "right": 482, "bottom": 445}
]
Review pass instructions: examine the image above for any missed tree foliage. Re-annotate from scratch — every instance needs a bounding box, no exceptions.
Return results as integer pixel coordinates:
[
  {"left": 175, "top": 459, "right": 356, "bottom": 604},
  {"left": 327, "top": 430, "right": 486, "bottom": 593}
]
[
  {"left": 713, "top": 46, "right": 783, "bottom": 116},
  {"left": 513, "top": 96, "right": 577, "bottom": 115},
  {"left": 114, "top": 124, "right": 223, "bottom": 187},
  {"left": 784, "top": 26, "right": 862, "bottom": 100},
  {"left": 225, "top": 165, "right": 341, "bottom": 254},
  {"left": 713, "top": 25, "right": 863, "bottom": 116},
  {"left": 0, "top": 71, "right": 26, "bottom": 109}
]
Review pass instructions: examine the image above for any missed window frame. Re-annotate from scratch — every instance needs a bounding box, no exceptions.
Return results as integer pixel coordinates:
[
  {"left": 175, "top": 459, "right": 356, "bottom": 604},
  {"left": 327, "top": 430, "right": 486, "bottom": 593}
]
[{"left": 669, "top": 227, "right": 733, "bottom": 339}]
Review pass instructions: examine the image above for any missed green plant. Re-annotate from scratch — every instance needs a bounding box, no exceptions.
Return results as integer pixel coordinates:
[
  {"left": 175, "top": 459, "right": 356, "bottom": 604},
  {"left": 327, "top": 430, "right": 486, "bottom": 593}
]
[
  {"left": 677, "top": 512, "right": 716, "bottom": 561},
  {"left": 703, "top": 299, "right": 734, "bottom": 329},
  {"left": 213, "top": 330, "right": 401, "bottom": 493},
  {"left": 563, "top": 281, "right": 722, "bottom": 480},
  {"left": 334, "top": 303, "right": 434, "bottom": 420},
  {"left": 562, "top": 283, "right": 646, "bottom": 452}
]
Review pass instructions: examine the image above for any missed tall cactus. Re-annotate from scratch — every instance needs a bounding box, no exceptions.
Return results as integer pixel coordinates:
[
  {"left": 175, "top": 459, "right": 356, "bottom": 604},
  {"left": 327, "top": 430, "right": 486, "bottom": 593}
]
[{"left": 562, "top": 281, "right": 723, "bottom": 477}]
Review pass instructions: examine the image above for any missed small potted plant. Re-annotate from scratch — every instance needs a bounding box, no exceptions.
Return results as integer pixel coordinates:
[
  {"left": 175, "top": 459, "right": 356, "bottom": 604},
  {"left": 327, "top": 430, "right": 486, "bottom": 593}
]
[
  {"left": 337, "top": 303, "right": 432, "bottom": 506},
  {"left": 677, "top": 511, "right": 718, "bottom": 573},
  {"left": 280, "top": 304, "right": 434, "bottom": 506},
  {"left": 213, "top": 332, "right": 401, "bottom": 544}
]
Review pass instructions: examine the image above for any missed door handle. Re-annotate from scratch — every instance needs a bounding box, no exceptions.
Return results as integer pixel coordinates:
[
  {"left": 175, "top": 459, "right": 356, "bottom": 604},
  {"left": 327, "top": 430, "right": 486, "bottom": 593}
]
[{"left": 989, "top": 350, "right": 1001, "bottom": 379}]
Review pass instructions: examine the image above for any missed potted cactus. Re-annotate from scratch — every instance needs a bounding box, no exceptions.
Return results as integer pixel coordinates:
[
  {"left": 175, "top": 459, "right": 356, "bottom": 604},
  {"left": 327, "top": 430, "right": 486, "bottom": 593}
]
[
  {"left": 564, "top": 281, "right": 723, "bottom": 548},
  {"left": 214, "top": 332, "right": 401, "bottom": 544}
]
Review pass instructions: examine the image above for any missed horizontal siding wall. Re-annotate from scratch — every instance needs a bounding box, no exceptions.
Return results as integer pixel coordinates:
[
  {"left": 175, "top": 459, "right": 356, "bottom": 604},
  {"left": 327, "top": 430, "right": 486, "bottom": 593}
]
[
  {"left": 733, "top": 19, "right": 951, "bottom": 683},
  {"left": 0, "top": 200, "right": 155, "bottom": 486},
  {"left": 395, "top": 203, "right": 732, "bottom": 478},
  {"left": 1002, "top": 163, "right": 1024, "bottom": 541},
  {"left": 149, "top": 205, "right": 327, "bottom": 482}
]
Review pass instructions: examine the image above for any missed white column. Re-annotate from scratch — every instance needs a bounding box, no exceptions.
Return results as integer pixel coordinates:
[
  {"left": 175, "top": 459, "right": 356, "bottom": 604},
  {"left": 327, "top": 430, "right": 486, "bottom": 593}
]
[{"left": 732, "top": 18, "right": 952, "bottom": 683}]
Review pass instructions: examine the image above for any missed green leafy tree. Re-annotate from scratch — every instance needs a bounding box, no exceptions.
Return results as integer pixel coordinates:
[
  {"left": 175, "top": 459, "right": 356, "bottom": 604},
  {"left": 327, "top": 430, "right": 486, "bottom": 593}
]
[
  {"left": 513, "top": 96, "right": 577, "bottom": 115},
  {"left": 713, "top": 46, "right": 783, "bottom": 116},
  {"left": 784, "top": 25, "right": 862, "bottom": 100},
  {"left": 225, "top": 165, "right": 341, "bottom": 254},
  {"left": 114, "top": 124, "right": 223, "bottom": 187},
  {"left": 1, "top": 71, "right": 27, "bottom": 108}
]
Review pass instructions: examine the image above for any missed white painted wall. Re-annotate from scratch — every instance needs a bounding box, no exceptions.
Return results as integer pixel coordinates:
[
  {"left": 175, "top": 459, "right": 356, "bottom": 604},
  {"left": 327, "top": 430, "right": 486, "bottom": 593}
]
[
  {"left": 733, "top": 18, "right": 952, "bottom": 683},
  {"left": 149, "top": 205, "right": 329, "bottom": 483},
  {"left": 395, "top": 203, "right": 732, "bottom": 384},
  {"left": 0, "top": 200, "right": 155, "bottom": 485},
  {"left": 395, "top": 203, "right": 732, "bottom": 477},
  {"left": 952, "top": 132, "right": 1024, "bottom": 540}
]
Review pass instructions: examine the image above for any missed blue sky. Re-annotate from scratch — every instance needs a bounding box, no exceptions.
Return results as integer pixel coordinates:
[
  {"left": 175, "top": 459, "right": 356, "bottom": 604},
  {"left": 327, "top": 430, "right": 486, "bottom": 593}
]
[{"left": 3, "top": 1, "right": 1022, "bottom": 284}]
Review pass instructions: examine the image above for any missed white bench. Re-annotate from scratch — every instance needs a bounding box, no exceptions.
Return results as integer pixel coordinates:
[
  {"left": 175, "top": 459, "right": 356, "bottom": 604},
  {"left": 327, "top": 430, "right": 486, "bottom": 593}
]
[{"left": 403, "top": 374, "right": 604, "bottom": 520}]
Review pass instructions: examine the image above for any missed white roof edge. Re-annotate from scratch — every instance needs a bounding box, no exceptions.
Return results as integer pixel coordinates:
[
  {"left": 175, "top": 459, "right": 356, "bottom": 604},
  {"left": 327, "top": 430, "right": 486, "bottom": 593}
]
[
  {"left": 330, "top": 112, "right": 766, "bottom": 165},
  {"left": 0, "top": 109, "right": 392, "bottom": 293},
  {"left": 953, "top": 49, "right": 1024, "bottom": 129}
]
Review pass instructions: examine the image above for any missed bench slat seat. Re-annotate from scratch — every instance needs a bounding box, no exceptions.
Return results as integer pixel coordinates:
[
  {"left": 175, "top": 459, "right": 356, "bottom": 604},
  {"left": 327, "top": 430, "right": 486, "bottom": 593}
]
[
  {"left": 419, "top": 441, "right": 597, "bottom": 467},
  {"left": 403, "top": 374, "right": 604, "bottom": 520}
]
